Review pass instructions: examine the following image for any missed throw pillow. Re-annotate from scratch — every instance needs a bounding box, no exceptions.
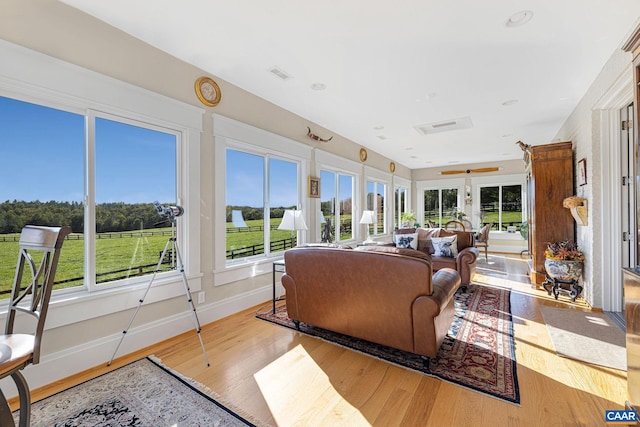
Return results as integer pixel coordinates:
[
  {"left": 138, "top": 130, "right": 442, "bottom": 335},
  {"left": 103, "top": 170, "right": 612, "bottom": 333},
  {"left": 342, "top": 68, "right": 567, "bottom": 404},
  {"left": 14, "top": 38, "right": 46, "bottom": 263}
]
[
  {"left": 395, "top": 232, "right": 418, "bottom": 250},
  {"left": 431, "top": 235, "right": 458, "bottom": 258}
]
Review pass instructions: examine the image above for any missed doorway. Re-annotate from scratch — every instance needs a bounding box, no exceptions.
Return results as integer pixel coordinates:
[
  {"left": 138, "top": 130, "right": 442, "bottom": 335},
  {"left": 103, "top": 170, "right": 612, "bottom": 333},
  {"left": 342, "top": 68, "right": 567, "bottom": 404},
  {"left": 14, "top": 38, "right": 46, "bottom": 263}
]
[{"left": 621, "top": 103, "right": 635, "bottom": 271}]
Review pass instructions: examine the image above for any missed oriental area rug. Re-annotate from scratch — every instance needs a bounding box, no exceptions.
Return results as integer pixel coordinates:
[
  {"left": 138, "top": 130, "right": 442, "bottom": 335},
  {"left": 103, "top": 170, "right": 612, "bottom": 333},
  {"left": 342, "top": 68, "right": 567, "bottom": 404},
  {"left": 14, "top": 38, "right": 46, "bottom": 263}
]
[
  {"left": 257, "top": 284, "right": 520, "bottom": 404},
  {"left": 17, "top": 357, "right": 259, "bottom": 427}
]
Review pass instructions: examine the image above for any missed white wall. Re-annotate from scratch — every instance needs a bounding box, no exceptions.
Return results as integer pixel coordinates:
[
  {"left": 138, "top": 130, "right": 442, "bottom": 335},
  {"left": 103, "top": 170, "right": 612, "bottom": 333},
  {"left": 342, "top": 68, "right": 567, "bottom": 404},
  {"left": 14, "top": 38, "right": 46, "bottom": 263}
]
[{"left": 553, "top": 46, "right": 635, "bottom": 310}]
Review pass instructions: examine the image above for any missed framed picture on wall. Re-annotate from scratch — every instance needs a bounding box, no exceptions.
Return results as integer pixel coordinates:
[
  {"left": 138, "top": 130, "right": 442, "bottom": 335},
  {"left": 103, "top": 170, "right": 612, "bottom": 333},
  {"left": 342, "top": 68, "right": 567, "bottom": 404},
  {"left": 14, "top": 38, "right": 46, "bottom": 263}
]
[
  {"left": 308, "top": 176, "right": 320, "bottom": 198},
  {"left": 578, "top": 158, "right": 587, "bottom": 186}
]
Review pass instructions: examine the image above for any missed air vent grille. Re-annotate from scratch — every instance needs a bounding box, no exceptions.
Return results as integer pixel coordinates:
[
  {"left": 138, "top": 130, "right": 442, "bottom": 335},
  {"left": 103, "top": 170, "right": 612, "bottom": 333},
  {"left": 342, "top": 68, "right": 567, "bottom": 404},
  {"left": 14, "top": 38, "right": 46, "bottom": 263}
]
[
  {"left": 269, "top": 66, "right": 292, "bottom": 80},
  {"left": 414, "top": 116, "right": 473, "bottom": 135}
]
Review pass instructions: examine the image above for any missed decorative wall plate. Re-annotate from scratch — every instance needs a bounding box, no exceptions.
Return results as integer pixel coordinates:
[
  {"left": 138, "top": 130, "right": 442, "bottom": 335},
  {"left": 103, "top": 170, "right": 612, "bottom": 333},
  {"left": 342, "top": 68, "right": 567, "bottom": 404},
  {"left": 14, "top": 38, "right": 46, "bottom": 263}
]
[
  {"left": 390, "top": 162, "right": 396, "bottom": 173},
  {"left": 359, "top": 148, "right": 368, "bottom": 162},
  {"left": 195, "top": 76, "right": 221, "bottom": 107}
]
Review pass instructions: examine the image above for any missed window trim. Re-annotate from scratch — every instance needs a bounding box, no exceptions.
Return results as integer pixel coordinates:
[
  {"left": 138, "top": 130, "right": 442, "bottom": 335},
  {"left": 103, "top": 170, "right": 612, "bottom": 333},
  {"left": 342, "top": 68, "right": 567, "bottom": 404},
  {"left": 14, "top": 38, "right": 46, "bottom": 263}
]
[
  {"left": 393, "top": 176, "right": 411, "bottom": 229},
  {"left": 416, "top": 178, "right": 465, "bottom": 228},
  {"left": 315, "top": 149, "right": 362, "bottom": 243},
  {"left": 364, "top": 166, "right": 391, "bottom": 238},
  {"left": 0, "top": 40, "right": 204, "bottom": 329},
  {"left": 213, "top": 114, "right": 311, "bottom": 286},
  {"left": 473, "top": 174, "right": 526, "bottom": 230}
]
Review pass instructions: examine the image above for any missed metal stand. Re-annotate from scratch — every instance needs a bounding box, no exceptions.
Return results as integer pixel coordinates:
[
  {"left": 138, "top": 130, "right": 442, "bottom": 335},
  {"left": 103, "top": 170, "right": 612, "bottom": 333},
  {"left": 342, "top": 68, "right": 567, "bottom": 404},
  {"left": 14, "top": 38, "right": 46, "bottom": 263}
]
[{"left": 108, "top": 222, "right": 210, "bottom": 367}]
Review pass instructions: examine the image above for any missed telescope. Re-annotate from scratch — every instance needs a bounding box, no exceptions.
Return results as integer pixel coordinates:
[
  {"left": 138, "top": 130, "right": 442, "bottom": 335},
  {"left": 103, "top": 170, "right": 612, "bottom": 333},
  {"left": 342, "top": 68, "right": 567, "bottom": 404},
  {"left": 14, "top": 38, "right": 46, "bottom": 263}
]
[{"left": 153, "top": 201, "right": 184, "bottom": 222}]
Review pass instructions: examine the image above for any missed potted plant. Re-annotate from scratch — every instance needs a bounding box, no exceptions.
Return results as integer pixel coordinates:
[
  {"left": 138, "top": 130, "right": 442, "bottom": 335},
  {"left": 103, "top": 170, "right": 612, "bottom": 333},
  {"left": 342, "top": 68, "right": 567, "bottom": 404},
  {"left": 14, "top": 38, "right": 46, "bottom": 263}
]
[
  {"left": 400, "top": 211, "right": 417, "bottom": 228},
  {"left": 544, "top": 239, "right": 584, "bottom": 282}
]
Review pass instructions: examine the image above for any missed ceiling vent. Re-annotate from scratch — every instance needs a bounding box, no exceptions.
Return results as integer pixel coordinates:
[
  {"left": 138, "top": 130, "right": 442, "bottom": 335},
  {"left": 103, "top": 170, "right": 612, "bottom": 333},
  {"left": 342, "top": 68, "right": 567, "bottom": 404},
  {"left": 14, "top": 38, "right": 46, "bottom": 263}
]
[
  {"left": 414, "top": 116, "right": 473, "bottom": 135},
  {"left": 269, "top": 66, "right": 292, "bottom": 80}
]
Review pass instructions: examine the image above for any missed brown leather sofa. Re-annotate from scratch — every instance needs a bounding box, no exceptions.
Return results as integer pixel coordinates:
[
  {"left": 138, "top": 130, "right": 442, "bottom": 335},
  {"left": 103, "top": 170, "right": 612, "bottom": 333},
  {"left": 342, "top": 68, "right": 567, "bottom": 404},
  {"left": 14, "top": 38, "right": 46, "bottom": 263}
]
[
  {"left": 394, "top": 228, "right": 477, "bottom": 289},
  {"left": 281, "top": 246, "right": 461, "bottom": 363}
]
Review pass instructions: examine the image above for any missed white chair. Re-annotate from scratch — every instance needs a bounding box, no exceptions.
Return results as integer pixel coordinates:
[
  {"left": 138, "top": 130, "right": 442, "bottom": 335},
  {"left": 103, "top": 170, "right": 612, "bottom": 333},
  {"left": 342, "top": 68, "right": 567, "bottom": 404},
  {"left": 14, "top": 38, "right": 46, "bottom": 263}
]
[{"left": 0, "top": 225, "right": 71, "bottom": 427}]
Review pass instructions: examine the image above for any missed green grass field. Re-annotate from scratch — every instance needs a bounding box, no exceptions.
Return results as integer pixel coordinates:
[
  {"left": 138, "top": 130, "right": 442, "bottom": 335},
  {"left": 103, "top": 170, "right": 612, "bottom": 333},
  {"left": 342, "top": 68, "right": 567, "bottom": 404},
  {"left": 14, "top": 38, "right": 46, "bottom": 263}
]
[{"left": 0, "top": 221, "right": 299, "bottom": 296}]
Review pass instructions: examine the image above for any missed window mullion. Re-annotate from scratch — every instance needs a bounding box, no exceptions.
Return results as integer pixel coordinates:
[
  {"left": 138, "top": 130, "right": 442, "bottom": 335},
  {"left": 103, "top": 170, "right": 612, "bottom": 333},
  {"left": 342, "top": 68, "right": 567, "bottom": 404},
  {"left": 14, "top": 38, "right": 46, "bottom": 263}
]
[
  {"left": 85, "top": 110, "right": 97, "bottom": 291},
  {"left": 264, "top": 156, "right": 270, "bottom": 255}
]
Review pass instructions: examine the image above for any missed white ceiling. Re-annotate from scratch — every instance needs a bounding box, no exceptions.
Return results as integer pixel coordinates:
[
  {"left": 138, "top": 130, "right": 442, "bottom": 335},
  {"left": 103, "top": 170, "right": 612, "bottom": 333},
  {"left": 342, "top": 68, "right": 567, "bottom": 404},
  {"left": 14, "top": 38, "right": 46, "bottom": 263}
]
[{"left": 61, "top": 0, "right": 640, "bottom": 169}]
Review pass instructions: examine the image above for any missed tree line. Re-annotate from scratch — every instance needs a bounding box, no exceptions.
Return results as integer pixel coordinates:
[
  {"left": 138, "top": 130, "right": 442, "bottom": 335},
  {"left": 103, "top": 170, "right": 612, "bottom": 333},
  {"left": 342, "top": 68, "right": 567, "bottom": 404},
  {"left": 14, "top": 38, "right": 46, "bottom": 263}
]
[{"left": 0, "top": 200, "right": 175, "bottom": 234}]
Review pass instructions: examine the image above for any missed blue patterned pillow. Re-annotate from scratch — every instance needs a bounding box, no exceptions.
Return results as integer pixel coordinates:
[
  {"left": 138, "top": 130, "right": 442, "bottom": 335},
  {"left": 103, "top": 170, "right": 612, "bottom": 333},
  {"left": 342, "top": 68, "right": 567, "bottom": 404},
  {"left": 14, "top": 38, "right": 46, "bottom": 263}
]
[
  {"left": 395, "top": 233, "right": 418, "bottom": 250},
  {"left": 431, "top": 235, "right": 458, "bottom": 257}
]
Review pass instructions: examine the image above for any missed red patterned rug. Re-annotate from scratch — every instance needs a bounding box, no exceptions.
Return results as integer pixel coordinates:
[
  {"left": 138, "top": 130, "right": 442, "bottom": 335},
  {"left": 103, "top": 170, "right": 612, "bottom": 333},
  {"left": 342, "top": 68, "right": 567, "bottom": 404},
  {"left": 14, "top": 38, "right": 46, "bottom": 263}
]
[{"left": 257, "top": 284, "right": 519, "bottom": 404}]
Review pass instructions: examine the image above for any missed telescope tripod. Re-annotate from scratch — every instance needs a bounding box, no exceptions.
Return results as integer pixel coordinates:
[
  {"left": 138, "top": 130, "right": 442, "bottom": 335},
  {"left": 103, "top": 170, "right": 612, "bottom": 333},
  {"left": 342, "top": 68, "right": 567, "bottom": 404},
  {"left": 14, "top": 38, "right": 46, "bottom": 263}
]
[{"left": 108, "top": 224, "right": 210, "bottom": 367}]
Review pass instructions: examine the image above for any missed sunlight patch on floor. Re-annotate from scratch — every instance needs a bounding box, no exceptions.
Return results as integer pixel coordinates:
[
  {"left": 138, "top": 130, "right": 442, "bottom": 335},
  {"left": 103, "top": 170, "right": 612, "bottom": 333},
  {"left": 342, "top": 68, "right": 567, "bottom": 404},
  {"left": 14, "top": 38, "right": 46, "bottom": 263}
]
[{"left": 254, "top": 344, "right": 370, "bottom": 426}]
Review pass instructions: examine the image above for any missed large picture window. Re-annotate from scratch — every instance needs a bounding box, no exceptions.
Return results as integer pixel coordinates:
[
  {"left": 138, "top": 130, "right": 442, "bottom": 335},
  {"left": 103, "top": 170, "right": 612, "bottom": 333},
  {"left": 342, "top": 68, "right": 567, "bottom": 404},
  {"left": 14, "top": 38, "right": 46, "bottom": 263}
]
[
  {"left": 320, "top": 170, "right": 354, "bottom": 243},
  {"left": 423, "top": 188, "right": 459, "bottom": 227},
  {"left": 225, "top": 149, "right": 300, "bottom": 261},
  {"left": 0, "top": 95, "right": 188, "bottom": 298},
  {"left": 479, "top": 184, "right": 523, "bottom": 230},
  {"left": 0, "top": 96, "right": 84, "bottom": 296},
  {"left": 366, "top": 180, "right": 387, "bottom": 235},
  {"left": 94, "top": 116, "right": 178, "bottom": 285}
]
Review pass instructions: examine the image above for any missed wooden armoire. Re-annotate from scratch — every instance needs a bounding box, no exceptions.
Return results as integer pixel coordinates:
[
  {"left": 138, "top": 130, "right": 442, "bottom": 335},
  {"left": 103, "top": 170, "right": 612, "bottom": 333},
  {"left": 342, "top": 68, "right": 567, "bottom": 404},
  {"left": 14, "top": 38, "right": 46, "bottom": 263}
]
[{"left": 524, "top": 141, "right": 575, "bottom": 286}]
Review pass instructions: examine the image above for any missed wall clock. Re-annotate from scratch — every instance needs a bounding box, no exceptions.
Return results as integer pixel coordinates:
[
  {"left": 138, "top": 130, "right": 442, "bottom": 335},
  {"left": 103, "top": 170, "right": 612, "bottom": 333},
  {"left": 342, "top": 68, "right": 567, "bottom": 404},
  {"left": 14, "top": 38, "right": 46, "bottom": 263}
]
[
  {"left": 359, "top": 148, "right": 368, "bottom": 162},
  {"left": 195, "top": 76, "right": 221, "bottom": 107}
]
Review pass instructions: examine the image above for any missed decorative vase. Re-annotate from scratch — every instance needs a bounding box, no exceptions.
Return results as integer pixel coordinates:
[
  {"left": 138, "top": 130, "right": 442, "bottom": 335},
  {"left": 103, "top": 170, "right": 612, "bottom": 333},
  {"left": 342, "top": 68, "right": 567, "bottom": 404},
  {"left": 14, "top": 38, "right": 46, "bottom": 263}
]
[{"left": 544, "top": 258, "right": 583, "bottom": 282}]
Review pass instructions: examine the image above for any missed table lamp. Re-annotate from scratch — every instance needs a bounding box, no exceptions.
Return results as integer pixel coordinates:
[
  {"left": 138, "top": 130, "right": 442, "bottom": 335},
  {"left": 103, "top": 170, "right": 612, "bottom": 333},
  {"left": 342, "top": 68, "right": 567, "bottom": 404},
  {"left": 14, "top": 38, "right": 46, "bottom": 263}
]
[
  {"left": 359, "top": 210, "right": 376, "bottom": 243},
  {"left": 278, "top": 209, "right": 308, "bottom": 246}
]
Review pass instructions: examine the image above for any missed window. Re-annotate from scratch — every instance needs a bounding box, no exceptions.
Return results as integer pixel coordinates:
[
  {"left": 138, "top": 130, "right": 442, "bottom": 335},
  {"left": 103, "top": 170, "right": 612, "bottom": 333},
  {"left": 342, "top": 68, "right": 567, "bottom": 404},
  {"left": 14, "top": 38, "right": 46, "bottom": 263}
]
[
  {"left": 479, "top": 184, "right": 523, "bottom": 230},
  {"left": 394, "top": 176, "right": 411, "bottom": 229},
  {"left": 214, "top": 114, "right": 311, "bottom": 283},
  {"left": 320, "top": 170, "right": 354, "bottom": 243},
  {"left": 94, "top": 116, "right": 178, "bottom": 285},
  {"left": 225, "top": 149, "right": 300, "bottom": 261},
  {"left": 0, "top": 96, "right": 191, "bottom": 298},
  {"left": 394, "top": 186, "right": 407, "bottom": 228},
  {"left": 366, "top": 180, "right": 387, "bottom": 235},
  {"left": 423, "top": 188, "right": 460, "bottom": 227},
  {"left": 0, "top": 96, "right": 84, "bottom": 296}
]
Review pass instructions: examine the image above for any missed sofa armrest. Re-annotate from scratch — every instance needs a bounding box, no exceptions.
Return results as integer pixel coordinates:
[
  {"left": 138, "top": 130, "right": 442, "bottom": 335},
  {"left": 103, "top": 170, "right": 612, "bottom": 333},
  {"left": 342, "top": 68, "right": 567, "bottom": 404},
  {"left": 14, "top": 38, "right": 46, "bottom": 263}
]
[
  {"left": 411, "top": 268, "right": 460, "bottom": 357},
  {"left": 456, "top": 246, "right": 477, "bottom": 268}
]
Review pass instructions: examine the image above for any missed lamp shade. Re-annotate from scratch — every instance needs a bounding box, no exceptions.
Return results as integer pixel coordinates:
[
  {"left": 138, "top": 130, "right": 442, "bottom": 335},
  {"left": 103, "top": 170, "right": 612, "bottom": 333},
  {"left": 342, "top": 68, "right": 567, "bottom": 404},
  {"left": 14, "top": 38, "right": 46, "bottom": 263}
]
[
  {"left": 231, "top": 210, "right": 248, "bottom": 228},
  {"left": 278, "top": 210, "right": 308, "bottom": 231},
  {"left": 359, "top": 210, "right": 376, "bottom": 225}
]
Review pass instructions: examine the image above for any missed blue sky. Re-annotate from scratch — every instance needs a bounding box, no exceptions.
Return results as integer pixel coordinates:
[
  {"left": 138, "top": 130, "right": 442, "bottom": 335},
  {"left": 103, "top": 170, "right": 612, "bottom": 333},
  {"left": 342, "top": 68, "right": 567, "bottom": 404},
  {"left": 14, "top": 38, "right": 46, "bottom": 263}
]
[
  {"left": 1, "top": 96, "right": 176, "bottom": 204},
  {"left": 226, "top": 149, "right": 298, "bottom": 208}
]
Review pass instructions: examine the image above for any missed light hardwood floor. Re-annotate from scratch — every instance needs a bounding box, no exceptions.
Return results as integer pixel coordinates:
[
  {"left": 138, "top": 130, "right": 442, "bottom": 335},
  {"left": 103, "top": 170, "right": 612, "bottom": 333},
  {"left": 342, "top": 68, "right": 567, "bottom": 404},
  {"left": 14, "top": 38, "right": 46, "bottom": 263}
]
[{"left": 27, "top": 254, "right": 627, "bottom": 426}]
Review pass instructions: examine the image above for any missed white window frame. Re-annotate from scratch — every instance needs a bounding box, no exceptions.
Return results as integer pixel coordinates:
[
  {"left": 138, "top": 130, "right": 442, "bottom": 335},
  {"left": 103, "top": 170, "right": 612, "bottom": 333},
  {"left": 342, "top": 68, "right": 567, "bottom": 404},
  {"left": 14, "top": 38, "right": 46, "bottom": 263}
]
[
  {"left": 473, "top": 174, "right": 526, "bottom": 231},
  {"left": 416, "top": 178, "right": 465, "bottom": 227},
  {"left": 213, "top": 114, "right": 311, "bottom": 286},
  {"left": 318, "top": 169, "right": 357, "bottom": 244},
  {"left": 393, "top": 176, "right": 411, "bottom": 229},
  {"left": 364, "top": 166, "right": 392, "bottom": 238},
  {"left": 0, "top": 39, "right": 203, "bottom": 329},
  {"left": 315, "top": 150, "right": 362, "bottom": 242}
]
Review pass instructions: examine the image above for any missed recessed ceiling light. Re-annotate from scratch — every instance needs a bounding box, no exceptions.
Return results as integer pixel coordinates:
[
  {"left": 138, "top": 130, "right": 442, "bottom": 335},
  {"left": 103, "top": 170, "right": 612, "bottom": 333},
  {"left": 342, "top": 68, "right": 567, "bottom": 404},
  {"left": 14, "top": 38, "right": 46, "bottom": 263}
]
[
  {"left": 410, "top": 155, "right": 417, "bottom": 159},
  {"left": 373, "top": 125, "right": 384, "bottom": 130},
  {"left": 310, "top": 82, "right": 326, "bottom": 91},
  {"left": 502, "top": 99, "right": 518, "bottom": 106},
  {"left": 376, "top": 135, "right": 388, "bottom": 140},
  {"left": 506, "top": 10, "right": 533, "bottom": 28},
  {"left": 405, "top": 147, "right": 414, "bottom": 151},
  {"left": 502, "top": 133, "right": 513, "bottom": 138}
]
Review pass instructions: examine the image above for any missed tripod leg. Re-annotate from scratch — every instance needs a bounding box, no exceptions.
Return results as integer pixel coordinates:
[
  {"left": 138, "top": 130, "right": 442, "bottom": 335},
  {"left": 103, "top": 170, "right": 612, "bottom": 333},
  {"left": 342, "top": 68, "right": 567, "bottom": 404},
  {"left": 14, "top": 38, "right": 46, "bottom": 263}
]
[
  {"left": 173, "top": 240, "right": 210, "bottom": 367},
  {"left": 107, "top": 237, "right": 173, "bottom": 366}
]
